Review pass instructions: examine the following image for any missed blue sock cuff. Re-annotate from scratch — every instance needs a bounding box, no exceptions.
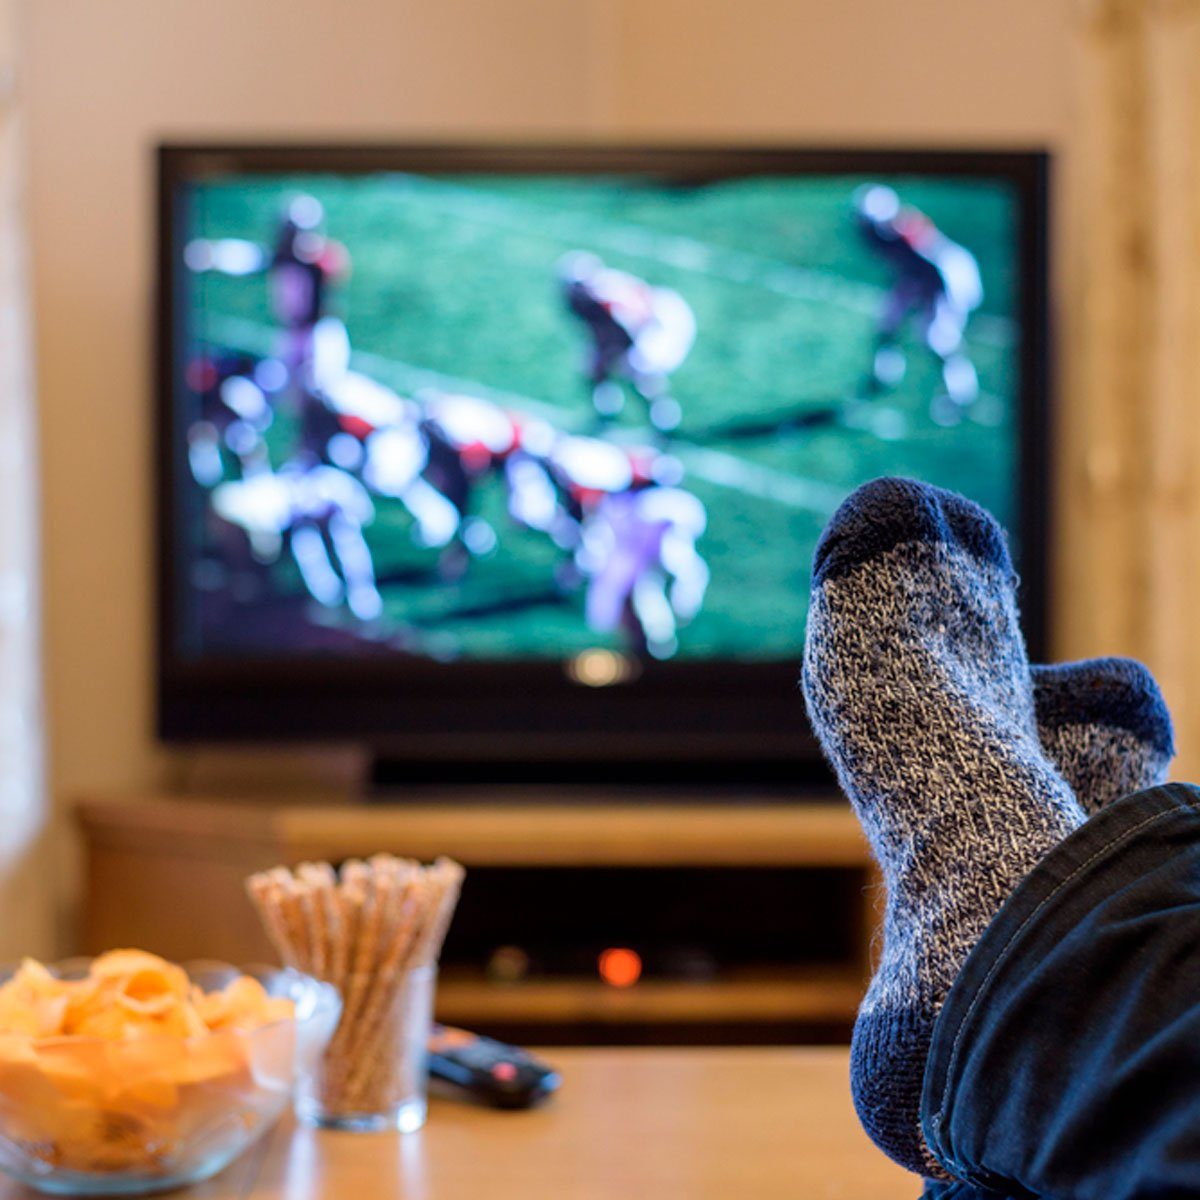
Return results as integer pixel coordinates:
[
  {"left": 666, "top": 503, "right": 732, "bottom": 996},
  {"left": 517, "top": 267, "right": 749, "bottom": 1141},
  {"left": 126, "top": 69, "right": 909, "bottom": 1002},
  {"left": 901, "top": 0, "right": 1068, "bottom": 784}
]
[
  {"left": 1033, "top": 658, "right": 1176, "bottom": 758},
  {"left": 812, "top": 477, "right": 1015, "bottom": 588}
]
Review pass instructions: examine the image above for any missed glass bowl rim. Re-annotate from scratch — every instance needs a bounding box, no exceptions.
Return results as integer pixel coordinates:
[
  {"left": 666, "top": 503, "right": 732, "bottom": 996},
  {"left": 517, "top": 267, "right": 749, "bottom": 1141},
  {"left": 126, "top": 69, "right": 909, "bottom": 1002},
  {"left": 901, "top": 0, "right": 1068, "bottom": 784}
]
[{"left": 0, "top": 956, "right": 340, "bottom": 1051}]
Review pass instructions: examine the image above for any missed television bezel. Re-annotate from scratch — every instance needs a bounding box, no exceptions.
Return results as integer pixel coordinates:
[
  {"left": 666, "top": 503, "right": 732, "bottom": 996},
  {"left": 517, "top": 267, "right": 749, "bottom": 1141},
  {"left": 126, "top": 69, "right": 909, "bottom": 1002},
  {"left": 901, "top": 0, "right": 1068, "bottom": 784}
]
[{"left": 155, "top": 142, "right": 1052, "bottom": 768}]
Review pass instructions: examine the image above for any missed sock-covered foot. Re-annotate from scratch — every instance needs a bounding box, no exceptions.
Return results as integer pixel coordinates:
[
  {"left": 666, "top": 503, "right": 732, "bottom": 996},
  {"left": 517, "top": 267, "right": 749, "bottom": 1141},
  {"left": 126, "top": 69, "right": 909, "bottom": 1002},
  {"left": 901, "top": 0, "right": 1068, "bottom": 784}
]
[
  {"left": 1032, "top": 658, "right": 1174, "bottom": 814},
  {"left": 802, "top": 477, "right": 1086, "bottom": 1179}
]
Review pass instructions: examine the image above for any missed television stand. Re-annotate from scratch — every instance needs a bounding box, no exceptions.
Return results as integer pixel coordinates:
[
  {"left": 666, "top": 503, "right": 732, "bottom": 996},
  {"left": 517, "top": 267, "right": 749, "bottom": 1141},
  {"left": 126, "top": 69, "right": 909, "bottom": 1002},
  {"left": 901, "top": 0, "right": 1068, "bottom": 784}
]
[{"left": 76, "top": 788, "right": 875, "bottom": 1044}]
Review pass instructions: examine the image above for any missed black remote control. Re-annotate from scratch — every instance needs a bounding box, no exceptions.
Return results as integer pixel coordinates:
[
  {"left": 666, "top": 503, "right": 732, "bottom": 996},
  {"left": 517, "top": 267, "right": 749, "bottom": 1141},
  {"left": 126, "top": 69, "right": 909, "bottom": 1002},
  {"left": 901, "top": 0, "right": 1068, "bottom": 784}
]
[{"left": 427, "top": 1024, "right": 561, "bottom": 1109}]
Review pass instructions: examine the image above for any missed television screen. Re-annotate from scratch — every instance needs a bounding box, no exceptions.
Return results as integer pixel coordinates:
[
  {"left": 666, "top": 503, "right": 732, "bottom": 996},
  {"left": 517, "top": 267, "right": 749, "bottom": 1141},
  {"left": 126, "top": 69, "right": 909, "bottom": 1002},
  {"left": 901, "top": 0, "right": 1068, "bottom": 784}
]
[{"left": 157, "top": 146, "right": 1048, "bottom": 754}]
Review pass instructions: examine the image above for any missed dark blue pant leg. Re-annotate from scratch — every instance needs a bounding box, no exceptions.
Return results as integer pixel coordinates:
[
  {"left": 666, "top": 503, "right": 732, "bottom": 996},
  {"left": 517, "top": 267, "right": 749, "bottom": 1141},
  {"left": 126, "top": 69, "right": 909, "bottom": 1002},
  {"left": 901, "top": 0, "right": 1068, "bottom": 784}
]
[{"left": 919, "top": 783, "right": 1200, "bottom": 1200}]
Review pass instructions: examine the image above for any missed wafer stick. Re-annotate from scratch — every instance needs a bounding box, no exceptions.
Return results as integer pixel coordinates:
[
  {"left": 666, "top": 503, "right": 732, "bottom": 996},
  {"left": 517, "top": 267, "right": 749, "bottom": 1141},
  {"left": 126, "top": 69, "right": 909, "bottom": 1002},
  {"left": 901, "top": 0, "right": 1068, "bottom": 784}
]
[
  {"left": 299, "top": 862, "right": 340, "bottom": 980},
  {"left": 410, "top": 858, "right": 465, "bottom": 968},
  {"left": 339, "top": 861, "right": 370, "bottom": 951},
  {"left": 353, "top": 864, "right": 421, "bottom": 1036},
  {"left": 344, "top": 872, "right": 426, "bottom": 1100},
  {"left": 350, "top": 860, "right": 415, "bottom": 1035},
  {"left": 331, "top": 861, "right": 370, "bottom": 1021},
  {"left": 329, "top": 859, "right": 411, "bottom": 1099},
  {"left": 245, "top": 872, "right": 302, "bottom": 968},
  {"left": 295, "top": 869, "right": 328, "bottom": 980},
  {"left": 328, "top": 872, "right": 357, "bottom": 995},
  {"left": 253, "top": 867, "right": 310, "bottom": 971},
  {"left": 328, "top": 860, "right": 394, "bottom": 1071},
  {"left": 276, "top": 868, "right": 316, "bottom": 974}
]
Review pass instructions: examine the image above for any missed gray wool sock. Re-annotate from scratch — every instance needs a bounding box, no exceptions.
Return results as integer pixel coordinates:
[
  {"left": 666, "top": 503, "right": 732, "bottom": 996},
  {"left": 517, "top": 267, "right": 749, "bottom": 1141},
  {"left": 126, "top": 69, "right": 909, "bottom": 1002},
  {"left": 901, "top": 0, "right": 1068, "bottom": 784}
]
[
  {"left": 1032, "top": 658, "right": 1175, "bottom": 814},
  {"left": 802, "top": 477, "right": 1087, "bottom": 1180}
]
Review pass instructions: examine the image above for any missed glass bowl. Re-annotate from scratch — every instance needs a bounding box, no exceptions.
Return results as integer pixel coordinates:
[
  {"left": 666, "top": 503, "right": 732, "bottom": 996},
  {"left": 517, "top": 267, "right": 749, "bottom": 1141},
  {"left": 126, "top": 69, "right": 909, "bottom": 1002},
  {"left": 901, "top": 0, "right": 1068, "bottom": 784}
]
[{"left": 0, "top": 959, "right": 340, "bottom": 1196}]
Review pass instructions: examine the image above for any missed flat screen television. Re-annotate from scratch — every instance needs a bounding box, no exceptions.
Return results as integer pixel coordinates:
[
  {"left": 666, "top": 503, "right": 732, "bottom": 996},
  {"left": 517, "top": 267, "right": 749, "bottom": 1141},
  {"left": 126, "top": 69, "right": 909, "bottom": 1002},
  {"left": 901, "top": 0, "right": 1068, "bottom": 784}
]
[{"left": 156, "top": 144, "right": 1050, "bottom": 782}]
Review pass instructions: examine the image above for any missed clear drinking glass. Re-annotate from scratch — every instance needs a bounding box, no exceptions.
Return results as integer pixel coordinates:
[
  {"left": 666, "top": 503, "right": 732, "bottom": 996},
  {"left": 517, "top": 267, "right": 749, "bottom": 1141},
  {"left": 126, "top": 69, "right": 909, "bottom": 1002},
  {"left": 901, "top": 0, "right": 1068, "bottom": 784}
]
[{"left": 294, "top": 965, "right": 435, "bottom": 1133}]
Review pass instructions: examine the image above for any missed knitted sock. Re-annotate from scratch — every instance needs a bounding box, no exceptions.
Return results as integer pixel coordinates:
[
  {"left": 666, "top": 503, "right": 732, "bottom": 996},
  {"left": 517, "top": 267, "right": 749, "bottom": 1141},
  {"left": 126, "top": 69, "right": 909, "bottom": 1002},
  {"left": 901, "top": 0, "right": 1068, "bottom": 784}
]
[
  {"left": 1032, "top": 658, "right": 1174, "bottom": 814},
  {"left": 802, "top": 477, "right": 1086, "bottom": 1179}
]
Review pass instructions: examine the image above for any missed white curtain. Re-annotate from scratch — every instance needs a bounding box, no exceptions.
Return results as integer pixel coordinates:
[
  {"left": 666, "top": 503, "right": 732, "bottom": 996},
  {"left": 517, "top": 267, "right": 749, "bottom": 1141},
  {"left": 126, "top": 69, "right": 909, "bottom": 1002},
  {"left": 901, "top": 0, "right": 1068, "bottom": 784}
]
[{"left": 0, "top": 0, "right": 50, "bottom": 957}]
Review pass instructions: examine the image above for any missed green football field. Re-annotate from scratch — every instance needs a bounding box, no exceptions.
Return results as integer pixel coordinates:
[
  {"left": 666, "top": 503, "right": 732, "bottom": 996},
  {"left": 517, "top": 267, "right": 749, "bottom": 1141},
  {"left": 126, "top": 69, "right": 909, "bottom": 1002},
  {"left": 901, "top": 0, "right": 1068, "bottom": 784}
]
[{"left": 185, "top": 171, "right": 1021, "bottom": 661}]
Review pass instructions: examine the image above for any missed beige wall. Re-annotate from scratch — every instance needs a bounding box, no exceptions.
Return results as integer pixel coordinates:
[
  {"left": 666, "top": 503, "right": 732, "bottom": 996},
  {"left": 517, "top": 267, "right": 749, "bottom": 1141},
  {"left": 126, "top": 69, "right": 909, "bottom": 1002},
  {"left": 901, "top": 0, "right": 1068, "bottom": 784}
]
[
  {"left": 24, "top": 0, "right": 1074, "bottom": 921},
  {"left": 610, "top": 1, "right": 1071, "bottom": 142}
]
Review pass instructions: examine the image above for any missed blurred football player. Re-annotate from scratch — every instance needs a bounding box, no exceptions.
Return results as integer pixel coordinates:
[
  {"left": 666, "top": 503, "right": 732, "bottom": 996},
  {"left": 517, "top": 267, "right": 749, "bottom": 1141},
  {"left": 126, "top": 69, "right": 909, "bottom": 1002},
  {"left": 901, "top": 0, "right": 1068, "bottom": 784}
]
[
  {"left": 581, "top": 483, "right": 709, "bottom": 659},
  {"left": 210, "top": 461, "right": 383, "bottom": 623},
  {"left": 557, "top": 251, "right": 696, "bottom": 433},
  {"left": 183, "top": 351, "right": 276, "bottom": 487},
  {"left": 853, "top": 185, "right": 983, "bottom": 424},
  {"left": 307, "top": 324, "right": 462, "bottom": 550},
  {"left": 185, "top": 194, "right": 350, "bottom": 394},
  {"left": 508, "top": 432, "right": 709, "bottom": 658},
  {"left": 268, "top": 196, "right": 351, "bottom": 388},
  {"left": 416, "top": 390, "right": 560, "bottom": 577}
]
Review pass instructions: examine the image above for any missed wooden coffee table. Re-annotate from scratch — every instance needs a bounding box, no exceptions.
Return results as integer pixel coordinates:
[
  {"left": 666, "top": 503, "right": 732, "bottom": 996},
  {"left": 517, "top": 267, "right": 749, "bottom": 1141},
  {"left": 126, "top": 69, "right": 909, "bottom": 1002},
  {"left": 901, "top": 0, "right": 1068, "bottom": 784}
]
[{"left": 0, "top": 1047, "right": 916, "bottom": 1199}]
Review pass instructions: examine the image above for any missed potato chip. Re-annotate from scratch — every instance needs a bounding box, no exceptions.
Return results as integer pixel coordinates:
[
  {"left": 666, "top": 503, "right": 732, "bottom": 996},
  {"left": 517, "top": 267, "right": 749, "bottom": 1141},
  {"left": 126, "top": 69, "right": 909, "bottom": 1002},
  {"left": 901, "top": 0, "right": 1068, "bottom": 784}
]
[
  {"left": 0, "top": 952, "right": 292, "bottom": 1044},
  {"left": 196, "top": 976, "right": 291, "bottom": 1032}
]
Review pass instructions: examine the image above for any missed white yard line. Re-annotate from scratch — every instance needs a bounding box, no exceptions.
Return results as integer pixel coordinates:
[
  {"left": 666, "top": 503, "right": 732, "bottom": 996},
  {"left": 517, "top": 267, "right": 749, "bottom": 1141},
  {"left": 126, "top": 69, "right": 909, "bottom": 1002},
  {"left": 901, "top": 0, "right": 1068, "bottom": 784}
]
[
  {"left": 668, "top": 444, "right": 846, "bottom": 513},
  {"left": 200, "top": 315, "right": 846, "bottom": 518},
  {"left": 384, "top": 173, "right": 1016, "bottom": 349}
]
